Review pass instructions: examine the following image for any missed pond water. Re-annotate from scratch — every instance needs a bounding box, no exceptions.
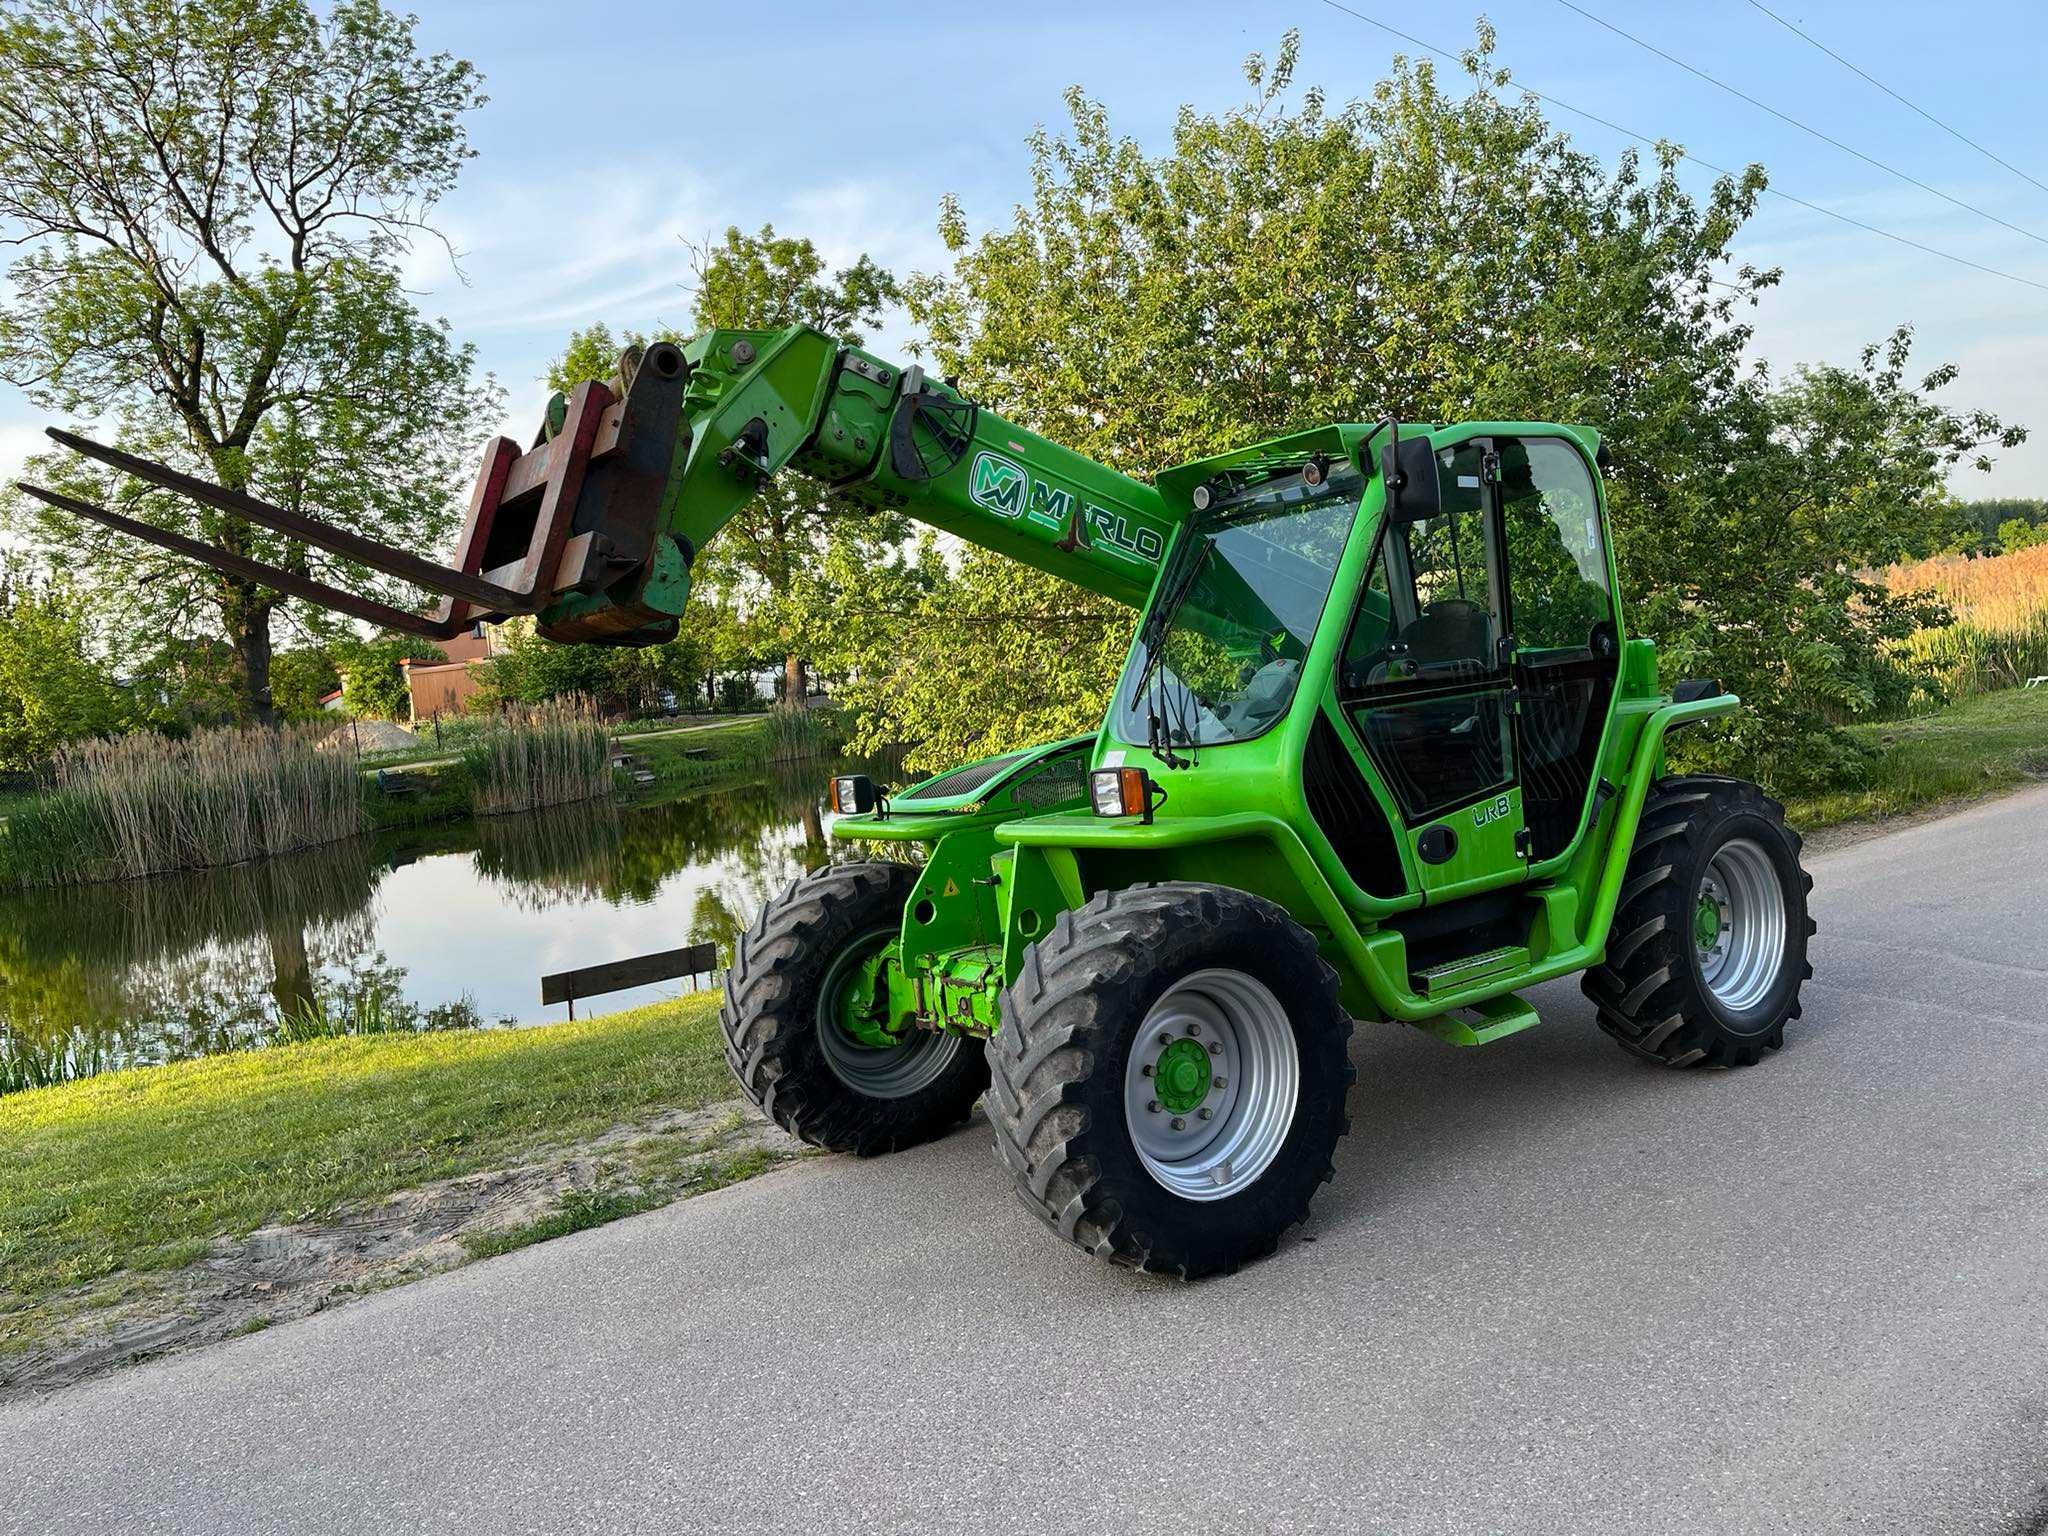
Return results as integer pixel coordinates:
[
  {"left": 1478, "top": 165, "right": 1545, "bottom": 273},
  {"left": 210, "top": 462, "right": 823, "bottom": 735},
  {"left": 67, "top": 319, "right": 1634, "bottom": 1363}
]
[{"left": 0, "top": 765, "right": 871, "bottom": 1092}]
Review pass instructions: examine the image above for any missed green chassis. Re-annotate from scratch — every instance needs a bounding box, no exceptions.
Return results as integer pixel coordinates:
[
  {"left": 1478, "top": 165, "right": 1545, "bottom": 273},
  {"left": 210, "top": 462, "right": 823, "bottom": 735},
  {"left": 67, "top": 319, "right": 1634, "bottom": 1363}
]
[{"left": 831, "top": 419, "right": 1735, "bottom": 1049}]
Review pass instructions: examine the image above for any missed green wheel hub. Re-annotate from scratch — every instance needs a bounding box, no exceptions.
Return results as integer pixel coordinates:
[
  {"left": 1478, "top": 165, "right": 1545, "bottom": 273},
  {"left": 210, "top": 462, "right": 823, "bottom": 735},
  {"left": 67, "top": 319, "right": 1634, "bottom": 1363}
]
[
  {"left": 814, "top": 927, "right": 962, "bottom": 1100},
  {"left": 1693, "top": 892, "right": 1722, "bottom": 952},
  {"left": 831, "top": 938, "right": 900, "bottom": 1050},
  {"left": 1153, "top": 1036, "right": 1212, "bottom": 1115}
]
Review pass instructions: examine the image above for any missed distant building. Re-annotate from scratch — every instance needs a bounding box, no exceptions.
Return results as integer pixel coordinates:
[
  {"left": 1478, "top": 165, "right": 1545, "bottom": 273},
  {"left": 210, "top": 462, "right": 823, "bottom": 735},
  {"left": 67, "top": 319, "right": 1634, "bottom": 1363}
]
[
  {"left": 318, "top": 688, "right": 346, "bottom": 714},
  {"left": 402, "top": 625, "right": 495, "bottom": 721}
]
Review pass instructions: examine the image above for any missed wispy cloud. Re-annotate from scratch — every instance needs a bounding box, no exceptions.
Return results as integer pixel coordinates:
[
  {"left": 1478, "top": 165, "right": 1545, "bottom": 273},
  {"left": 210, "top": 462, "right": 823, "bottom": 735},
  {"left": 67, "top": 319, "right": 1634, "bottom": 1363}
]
[
  {"left": 408, "top": 166, "right": 959, "bottom": 443},
  {"left": 0, "top": 420, "right": 45, "bottom": 487}
]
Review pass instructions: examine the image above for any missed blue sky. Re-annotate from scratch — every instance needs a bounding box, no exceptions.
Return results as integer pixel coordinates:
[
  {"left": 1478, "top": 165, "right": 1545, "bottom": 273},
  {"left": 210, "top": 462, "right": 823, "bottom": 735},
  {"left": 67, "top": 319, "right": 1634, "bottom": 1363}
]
[{"left": 3, "top": 0, "right": 2043, "bottom": 496}]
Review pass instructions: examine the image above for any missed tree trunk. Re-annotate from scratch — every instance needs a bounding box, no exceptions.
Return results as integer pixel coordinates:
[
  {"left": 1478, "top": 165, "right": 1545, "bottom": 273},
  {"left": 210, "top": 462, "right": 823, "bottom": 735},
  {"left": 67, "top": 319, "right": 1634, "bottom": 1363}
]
[
  {"left": 227, "top": 588, "right": 278, "bottom": 725},
  {"left": 267, "top": 919, "right": 315, "bottom": 1020},
  {"left": 799, "top": 802, "right": 827, "bottom": 871},
  {"left": 784, "top": 652, "right": 806, "bottom": 705}
]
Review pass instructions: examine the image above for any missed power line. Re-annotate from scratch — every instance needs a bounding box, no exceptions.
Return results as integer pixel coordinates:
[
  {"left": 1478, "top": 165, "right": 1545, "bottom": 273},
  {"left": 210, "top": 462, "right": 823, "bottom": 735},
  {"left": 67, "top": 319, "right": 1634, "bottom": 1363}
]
[
  {"left": 1312, "top": 0, "right": 2048, "bottom": 296},
  {"left": 1742, "top": 0, "right": 2048, "bottom": 198},
  {"left": 1553, "top": 0, "right": 2048, "bottom": 250}
]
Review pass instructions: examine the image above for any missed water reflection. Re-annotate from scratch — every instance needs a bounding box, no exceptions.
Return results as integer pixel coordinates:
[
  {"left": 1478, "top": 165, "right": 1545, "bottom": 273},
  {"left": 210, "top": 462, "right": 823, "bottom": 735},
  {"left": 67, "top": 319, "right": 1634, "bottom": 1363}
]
[{"left": 0, "top": 762, "right": 860, "bottom": 1092}]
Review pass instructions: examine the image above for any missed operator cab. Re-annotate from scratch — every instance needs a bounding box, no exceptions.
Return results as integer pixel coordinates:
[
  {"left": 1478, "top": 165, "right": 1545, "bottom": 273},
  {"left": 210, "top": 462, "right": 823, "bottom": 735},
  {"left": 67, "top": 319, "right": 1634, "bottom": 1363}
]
[{"left": 1142, "top": 422, "right": 1623, "bottom": 904}]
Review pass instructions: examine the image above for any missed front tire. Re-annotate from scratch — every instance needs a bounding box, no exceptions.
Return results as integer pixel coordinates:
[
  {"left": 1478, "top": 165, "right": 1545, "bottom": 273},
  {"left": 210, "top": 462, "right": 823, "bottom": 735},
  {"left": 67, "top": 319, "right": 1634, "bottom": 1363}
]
[
  {"left": 1583, "top": 775, "right": 1815, "bottom": 1067},
  {"left": 721, "top": 861, "right": 989, "bottom": 1155},
  {"left": 987, "top": 883, "right": 1354, "bottom": 1278}
]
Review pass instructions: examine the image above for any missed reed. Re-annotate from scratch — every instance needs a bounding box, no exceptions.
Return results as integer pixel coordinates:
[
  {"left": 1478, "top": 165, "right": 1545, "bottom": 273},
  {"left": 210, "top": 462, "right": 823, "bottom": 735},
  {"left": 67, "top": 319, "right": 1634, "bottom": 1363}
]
[
  {"left": 1888, "top": 543, "right": 2048, "bottom": 704},
  {"left": 273, "top": 984, "right": 484, "bottom": 1045},
  {"left": 461, "top": 697, "right": 615, "bottom": 816},
  {"left": 763, "top": 702, "right": 841, "bottom": 762},
  {"left": 0, "top": 724, "right": 364, "bottom": 889}
]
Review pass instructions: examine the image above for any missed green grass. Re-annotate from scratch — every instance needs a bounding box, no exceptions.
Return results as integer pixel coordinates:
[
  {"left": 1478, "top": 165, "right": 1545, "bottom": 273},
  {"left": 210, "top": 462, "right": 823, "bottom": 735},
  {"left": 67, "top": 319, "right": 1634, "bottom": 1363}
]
[
  {"left": 360, "top": 760, "right": 476, "bottom": 831},
  {"left": 459, "top": 1187, "right": 669, "bottom": 1260},
  {"left": 0, "top": 993, "right": 732, "bottom": 1344},
  {"left": 622, "top": 716, "right": 773, "bottom": 784},
  {"left": 1784, "top": 685, "right": 2048, "bottom": 831}
]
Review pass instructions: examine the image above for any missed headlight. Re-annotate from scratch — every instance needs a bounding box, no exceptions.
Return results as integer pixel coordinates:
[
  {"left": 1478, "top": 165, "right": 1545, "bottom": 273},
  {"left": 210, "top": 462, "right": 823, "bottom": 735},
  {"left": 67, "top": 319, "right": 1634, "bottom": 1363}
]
[
  {"left": 1089, "top": 766, "right": 1155, "bottom": 821},
  {"left": 831, "top": 774, "right": 878, "bottom": 815}
]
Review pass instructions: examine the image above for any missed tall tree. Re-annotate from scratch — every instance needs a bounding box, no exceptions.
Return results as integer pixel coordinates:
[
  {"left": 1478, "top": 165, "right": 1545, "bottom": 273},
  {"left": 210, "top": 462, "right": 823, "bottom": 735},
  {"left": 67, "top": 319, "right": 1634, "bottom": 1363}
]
[
  {"left": 880, "top": 28, "right": 2017, "bottom": 779},
  {"left": 550, "top": 225, "right": 903, "bottom": 705},
  {"left": 0, "top": 0, "right": 497, "bottom": 723}
]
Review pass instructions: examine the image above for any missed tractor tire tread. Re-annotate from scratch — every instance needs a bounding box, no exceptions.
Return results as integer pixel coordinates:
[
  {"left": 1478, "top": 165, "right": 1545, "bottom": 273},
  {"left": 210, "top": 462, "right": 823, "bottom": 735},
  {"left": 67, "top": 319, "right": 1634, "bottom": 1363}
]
[
  {"left": 986, "top": 881, "right": 1353, "bottom": 1279},
  {"left": 1581, "top": 775, "right": 1813, "bottom": 1069},
  {"left": 720, "top": 859, "right": 987, "bottom": 1156}
]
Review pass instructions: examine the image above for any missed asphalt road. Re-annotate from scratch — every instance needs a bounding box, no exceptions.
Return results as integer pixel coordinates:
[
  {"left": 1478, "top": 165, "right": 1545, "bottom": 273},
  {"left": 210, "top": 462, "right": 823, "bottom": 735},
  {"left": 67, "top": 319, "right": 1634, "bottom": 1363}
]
[{"left": 11, "top": 787, "right": 2048, "bottom": 1535}]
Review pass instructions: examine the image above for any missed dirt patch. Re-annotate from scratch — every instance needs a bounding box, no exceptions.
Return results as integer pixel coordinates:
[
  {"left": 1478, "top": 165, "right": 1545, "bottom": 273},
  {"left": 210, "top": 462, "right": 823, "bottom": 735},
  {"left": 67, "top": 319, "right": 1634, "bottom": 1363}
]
[
  {"left": 0, "top": 1100, "right": 793, "bottom": 1402},
  {"left": 317, "top": 718, "right": 418, "bottom": 755}
]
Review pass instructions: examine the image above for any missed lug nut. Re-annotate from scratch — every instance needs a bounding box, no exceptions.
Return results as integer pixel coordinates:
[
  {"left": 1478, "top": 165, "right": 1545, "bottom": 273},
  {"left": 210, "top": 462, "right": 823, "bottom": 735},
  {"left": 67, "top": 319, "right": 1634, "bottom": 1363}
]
[
  {"left": 1147, "top": 1100, "right": 1160, "bottom": 1113},
  {"left": 1213, "top": 1075, "right": 1227, "bottom": 1090},
  {"left": 1186, "top": 1022, "right": 1200, "bottom": 1036},
  {"left": 1158, "top": 1032, "right": 1173, "bottom": 1047},
  {"left": 1198, "top": 1107, "right": 1213, "bottom": 1121},
  {"left": 1171, "top": 1117, "right": 1186, "bottom": 1131},
  {"left": 1141, "top": 1063, "right": 1154, "bottom": 1077},
  {"left": 1206, "top": 1041, "right": 1221, "bottom": 1056}
]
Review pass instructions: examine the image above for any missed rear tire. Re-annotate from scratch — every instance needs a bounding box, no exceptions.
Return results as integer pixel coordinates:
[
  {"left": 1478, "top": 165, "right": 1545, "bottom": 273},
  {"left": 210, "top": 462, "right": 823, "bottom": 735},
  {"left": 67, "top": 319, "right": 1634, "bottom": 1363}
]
[
  {"left": 721, "top": 861, "right": 988, "bottom": 1155},
  {"left": 1583, "top": 775, "right": 1815, "bottom": 1067},
  {"left": 987, "top": 883, "right": 1354, "bottom": 1278}
]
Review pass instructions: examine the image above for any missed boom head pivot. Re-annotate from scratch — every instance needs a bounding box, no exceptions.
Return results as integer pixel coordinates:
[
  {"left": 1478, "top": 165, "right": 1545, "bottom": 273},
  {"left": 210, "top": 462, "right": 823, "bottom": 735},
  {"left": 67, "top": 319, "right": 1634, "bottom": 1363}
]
[{"left": 15, "top": 340, "right": 696, "bottom": 647}]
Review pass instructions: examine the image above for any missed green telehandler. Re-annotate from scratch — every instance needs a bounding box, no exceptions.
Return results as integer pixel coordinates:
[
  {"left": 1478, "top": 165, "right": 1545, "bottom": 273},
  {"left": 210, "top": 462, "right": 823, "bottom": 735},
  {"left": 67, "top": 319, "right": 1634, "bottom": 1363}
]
[{"left": 22, "top": 321, "right": 1815, "bottom": 1277}]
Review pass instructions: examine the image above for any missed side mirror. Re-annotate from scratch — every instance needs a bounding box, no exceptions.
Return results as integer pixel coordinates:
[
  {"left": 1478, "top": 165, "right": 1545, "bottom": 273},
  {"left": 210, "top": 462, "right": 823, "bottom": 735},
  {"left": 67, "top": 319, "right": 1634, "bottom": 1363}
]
[{"left": 1379, "top": 434, "right": 1441, "bottom": 523}]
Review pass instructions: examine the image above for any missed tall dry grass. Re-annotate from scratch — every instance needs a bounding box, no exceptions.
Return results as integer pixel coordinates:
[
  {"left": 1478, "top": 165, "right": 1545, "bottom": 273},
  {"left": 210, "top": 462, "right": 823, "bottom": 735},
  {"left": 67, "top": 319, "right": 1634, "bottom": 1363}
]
[
  {"left": 1888, "top": 543, "right": 2048, "bottom": 702},
  {"left": 0, "top": 725, "right": 364, "bottom": 889},
  {"left": 462, "top": 697, "right": 615, "bottom": 816},
  {"left": 764, "top": 701, "right": 842, "bottom": 762}
]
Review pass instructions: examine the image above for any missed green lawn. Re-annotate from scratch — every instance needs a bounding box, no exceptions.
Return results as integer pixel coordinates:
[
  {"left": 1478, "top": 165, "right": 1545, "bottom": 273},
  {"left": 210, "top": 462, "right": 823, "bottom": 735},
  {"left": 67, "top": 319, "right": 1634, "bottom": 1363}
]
[
  {"left": 618, "top": 716, "right": 772, "bottom": 782},
  {"left": 1783, "top": 685, "right": 2048, "bottom": 831},
  {"left": 0, "top": 993, "right": 733, "bottom": 1342}
]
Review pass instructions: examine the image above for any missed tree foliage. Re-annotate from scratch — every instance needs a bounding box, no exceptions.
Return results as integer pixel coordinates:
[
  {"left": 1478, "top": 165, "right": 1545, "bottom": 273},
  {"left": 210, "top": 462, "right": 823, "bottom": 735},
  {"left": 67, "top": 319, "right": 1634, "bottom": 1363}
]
[
  {"left": 1633, "top": 330, "right": 2015, "bottom": 776},
  {"left": 268, "top": 644, "right": 340, "bottom": 721},
  {"left": 474, "top": 618, "right": 718, "bottom": 716},
  {"left": 0, "top": 560, "right": 131, "bottom": 769},
  {"left": 549, "top": 225, "right": 905, "bottom": 704},
  {"left": 1945, "top": 498, "right": 2047, "bottom": 555},
  {"left": 333, "top": 632, "right": 436, "bottom": 719},
  {"left": 838, "top": 28, "right": 2019, "bottom": 781},
  {"left": 0, "top": 0, "right": 497, "bottom": 723}
]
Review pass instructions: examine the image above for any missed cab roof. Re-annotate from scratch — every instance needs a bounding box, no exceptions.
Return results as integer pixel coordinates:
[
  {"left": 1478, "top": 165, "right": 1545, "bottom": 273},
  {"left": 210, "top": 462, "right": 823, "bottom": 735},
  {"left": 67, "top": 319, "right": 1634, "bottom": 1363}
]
[{"left": 1154, "top": 421, "right": 1604, "bottom": 512}]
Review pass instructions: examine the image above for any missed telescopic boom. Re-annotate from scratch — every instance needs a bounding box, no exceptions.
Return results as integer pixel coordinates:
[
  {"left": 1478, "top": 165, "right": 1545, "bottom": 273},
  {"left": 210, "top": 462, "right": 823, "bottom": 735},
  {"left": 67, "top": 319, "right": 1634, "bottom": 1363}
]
[{"left": 16, "top": 325, "right": 1183, "bottom": 646}]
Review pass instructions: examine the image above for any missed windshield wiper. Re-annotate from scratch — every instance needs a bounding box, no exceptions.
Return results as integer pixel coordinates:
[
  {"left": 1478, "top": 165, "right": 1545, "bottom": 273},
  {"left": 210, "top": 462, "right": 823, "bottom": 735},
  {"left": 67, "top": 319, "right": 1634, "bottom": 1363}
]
[{"left": 1127, "top": 527, "right": 1210, "bottom": 711}]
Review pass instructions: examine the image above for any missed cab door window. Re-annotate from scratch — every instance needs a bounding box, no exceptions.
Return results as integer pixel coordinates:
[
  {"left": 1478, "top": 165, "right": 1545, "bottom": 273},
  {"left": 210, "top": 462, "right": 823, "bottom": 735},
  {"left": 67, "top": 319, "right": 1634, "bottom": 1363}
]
[
  {"left": 1338, "top": 442, "right": 1516, "bottom": 826},
  {"left": 1341, "top": 442, "right": 1502, "bottom": 693},
  {"left": 1499, "top": 439, "right": 1613, "bottom": 657},
  {"left": 1497, "top": 437, "right": 1619, "bottom": 862}
]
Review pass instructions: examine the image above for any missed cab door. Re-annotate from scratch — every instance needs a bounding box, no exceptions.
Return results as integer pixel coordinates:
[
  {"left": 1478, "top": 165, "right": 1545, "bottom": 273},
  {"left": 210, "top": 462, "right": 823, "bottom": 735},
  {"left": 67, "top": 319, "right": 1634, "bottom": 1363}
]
[
  {"left": 1335, "top": 438, "right": 1526, "bottom": 900},
  {"left": 1493, "top": 435, "right": 1622, "bottom": 865}
]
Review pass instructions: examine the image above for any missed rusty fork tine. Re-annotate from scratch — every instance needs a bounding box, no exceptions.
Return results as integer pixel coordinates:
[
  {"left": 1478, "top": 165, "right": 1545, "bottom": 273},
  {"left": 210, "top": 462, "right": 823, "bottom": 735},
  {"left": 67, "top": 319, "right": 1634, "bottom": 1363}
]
[
  {"left": 43, "top": 427, "right": 534, "bottom": 613},
  {"left": 15, "top": 481, "right": 469, "bottom": 642}
]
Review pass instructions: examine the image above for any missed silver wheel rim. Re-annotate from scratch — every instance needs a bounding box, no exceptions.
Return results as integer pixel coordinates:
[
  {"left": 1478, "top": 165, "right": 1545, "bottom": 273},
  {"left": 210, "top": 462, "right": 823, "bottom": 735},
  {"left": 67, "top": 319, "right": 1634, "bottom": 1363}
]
[
  {"left": 1694, "top": 837, "right": 1788, "bottom": 1014},
  {"left": 814, "top": 927, "right": 961, "bottom": 1100},
  {"left": 1122, "top": 969, "right": 1300, "bottom": 1202}
]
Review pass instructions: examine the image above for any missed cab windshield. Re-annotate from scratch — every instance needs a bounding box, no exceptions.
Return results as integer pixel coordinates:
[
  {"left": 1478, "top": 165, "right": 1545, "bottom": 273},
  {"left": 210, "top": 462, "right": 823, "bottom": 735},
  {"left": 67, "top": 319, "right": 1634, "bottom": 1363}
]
[{"left": 1115, "top": 465, "right": 1361, "bottom": 751}]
